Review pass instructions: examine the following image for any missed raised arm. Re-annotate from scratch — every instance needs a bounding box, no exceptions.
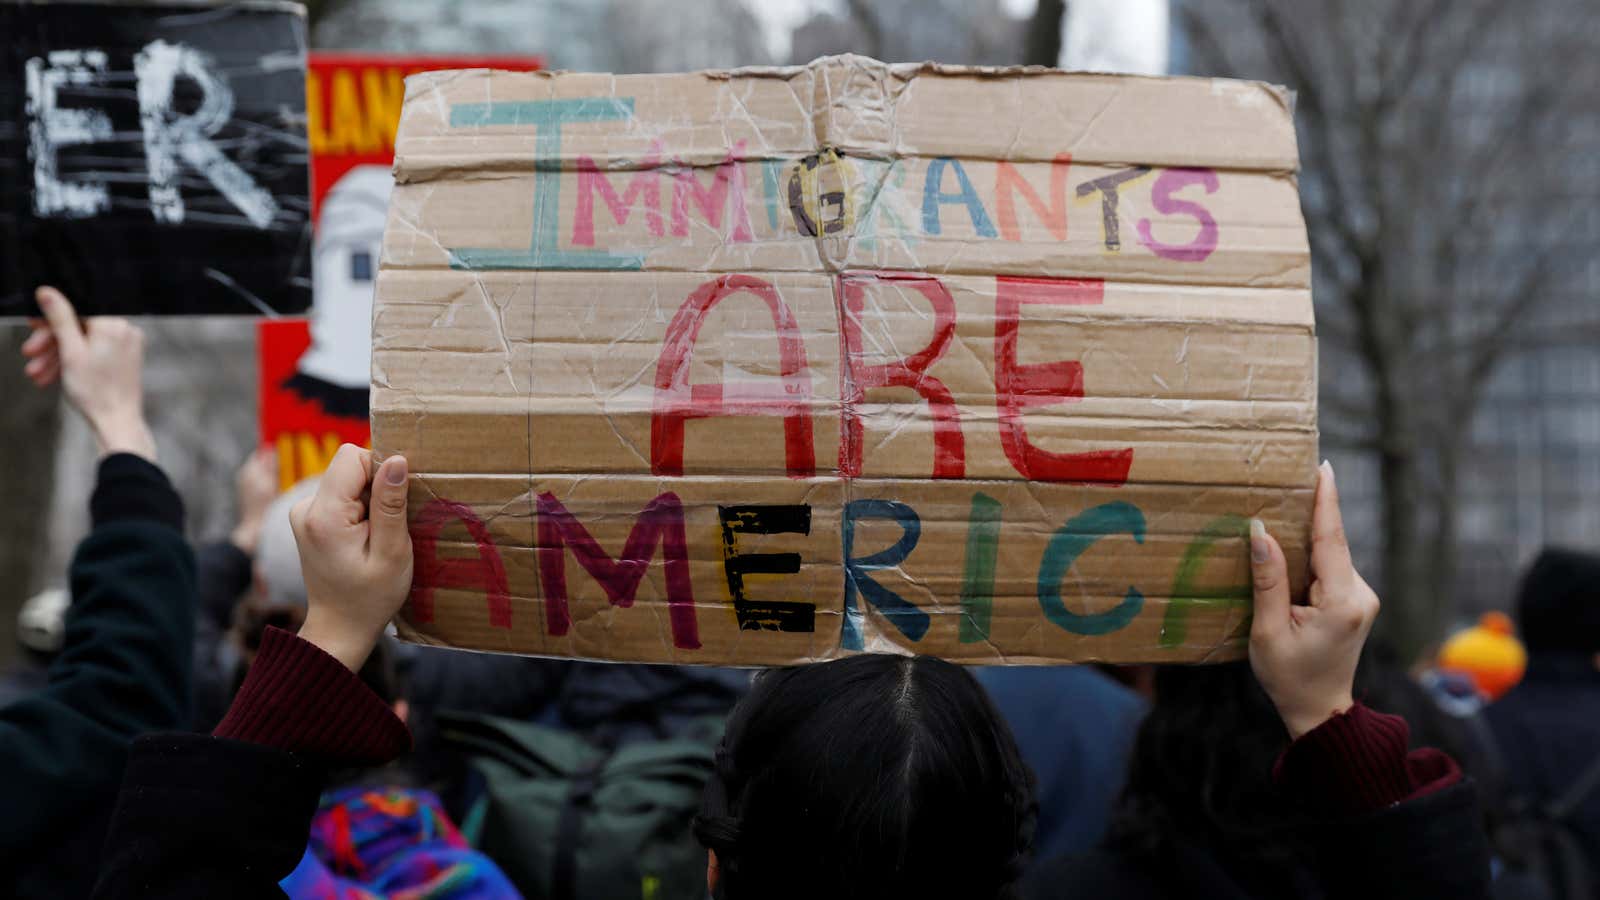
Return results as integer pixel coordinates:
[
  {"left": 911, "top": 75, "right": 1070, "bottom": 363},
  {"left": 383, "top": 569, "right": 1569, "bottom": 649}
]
[
  {"left": 95, "top": 445, "right": 414, "bottom": 899},
  {"left": 1250, "top": 463, "right": 1492, "bottom": 900},
  {"left": 0, "top": 288, "right": 195, "bottom": 861}
]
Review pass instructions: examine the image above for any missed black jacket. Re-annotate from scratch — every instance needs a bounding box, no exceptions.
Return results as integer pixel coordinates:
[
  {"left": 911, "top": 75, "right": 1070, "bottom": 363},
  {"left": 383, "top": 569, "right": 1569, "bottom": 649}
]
[
  {"left": 1485, "top": 654, "right": 1600, "bottom": 876},
  {"left": 190, "top": 540, "right": 253, "bottom": 731},
  {"left": 0, "top": 455, "right": 195, "bottom": 898},
  {"left": 96, "top": 734, "right": 323, "bottom": 900},
  {"left": 1027, "top": 779, "right": 1493, "bottom": 900}
]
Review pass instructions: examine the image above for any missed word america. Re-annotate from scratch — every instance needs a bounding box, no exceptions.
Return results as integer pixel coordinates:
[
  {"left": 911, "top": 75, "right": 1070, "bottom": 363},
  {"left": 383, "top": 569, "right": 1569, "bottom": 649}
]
[{"left": 410, "top": 491, "right": 1250, "bottom": 655}]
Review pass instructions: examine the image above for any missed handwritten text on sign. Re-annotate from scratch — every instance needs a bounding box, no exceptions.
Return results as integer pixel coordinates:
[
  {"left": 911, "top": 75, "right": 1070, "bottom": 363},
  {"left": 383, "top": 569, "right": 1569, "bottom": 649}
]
[{"left": 376, "top": 62, "right": 1315, "bottom": 665}]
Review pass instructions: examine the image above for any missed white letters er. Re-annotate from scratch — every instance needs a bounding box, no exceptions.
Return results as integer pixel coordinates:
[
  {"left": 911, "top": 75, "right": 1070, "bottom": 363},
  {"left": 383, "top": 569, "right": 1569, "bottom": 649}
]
[{"left": 24, "top": 40, "right": 281, "bottom": 229}]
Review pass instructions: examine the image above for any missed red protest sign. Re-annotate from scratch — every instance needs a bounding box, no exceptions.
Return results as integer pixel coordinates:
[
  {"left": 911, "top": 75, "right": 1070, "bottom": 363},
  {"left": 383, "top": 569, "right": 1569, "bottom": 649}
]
[{"left": 260, "top": 52, "right": 542, "bottom": 490}]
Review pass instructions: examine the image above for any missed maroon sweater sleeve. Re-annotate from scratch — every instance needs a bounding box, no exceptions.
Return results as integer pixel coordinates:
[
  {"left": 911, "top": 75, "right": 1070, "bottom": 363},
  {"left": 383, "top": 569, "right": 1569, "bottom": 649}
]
[
  {"left": 1273, "top": 701, "right": 1461, "bottom": 817},
  {"left": 214, "top": 626, "right": 410, "bottom": 765}
]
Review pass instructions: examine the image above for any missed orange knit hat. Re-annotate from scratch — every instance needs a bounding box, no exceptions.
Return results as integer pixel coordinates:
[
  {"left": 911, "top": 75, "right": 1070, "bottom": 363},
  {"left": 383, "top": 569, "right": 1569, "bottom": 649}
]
[{"left": 1437, "top": 611, "right": 1528, "bottom": 700}]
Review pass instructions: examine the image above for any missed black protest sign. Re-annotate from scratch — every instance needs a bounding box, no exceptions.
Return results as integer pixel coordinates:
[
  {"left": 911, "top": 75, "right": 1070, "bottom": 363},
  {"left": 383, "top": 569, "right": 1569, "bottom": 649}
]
[{"left": 0, "top": 1, "right": 311, "bottom": 317}]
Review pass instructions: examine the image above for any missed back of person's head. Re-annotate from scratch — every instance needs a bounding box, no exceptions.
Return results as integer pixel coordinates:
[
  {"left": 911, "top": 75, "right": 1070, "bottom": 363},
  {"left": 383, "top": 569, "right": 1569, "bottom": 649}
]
[
  {"left": 15, "top": 587, "right": 68, "bottom": 666},
  {"left": 694, "top": 654, "right": 1035, "bottom": 900},
  {"left": 228, "top": 598, "right": 401, "bottom": 708},
  {"left": 1516, "top": 547, "right": 1600, "bottom": 656},
  {"left": 1108, "top": 662, "right": 1306, "bottom": 890},
  {"left": 255, "top": 476, "right": 319, "bottom": 608}
]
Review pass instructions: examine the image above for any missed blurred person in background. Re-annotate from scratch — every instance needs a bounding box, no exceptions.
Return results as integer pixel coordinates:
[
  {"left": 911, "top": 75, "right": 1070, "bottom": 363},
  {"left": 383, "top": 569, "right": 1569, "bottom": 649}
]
[
  {"left": 1484, "top": 548, "right": 1600, "bottom": 899},
  {"left": 189, "top": 447, "right": 280, "bottom": 731},
  {"left": 232, "top": 611, "right": 522, "bottom": 897},
  {"left": 976, "top": 665, "right": 1145, "bottom": 863},
  {"left": 0, "top": 587, "right": 69, "bottom": 708},
  {"left": 2, "top": 287, "right": 196, "bottom": 899},
  {"left": 1029, "top": 653, "right": 1488, "bottom": 900},
  {"left": 1019, "top": 469, "right": 1492, "bottom": 900},
  {"left": 1440, "top": 612, "right": 1529, "bottom": 703}
]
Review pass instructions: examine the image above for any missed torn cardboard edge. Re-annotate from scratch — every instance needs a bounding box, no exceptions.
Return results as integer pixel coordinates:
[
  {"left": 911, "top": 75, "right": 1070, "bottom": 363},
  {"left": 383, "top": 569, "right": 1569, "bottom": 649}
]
[{"left": 373, "top": 55, "right": 1317, "bottom": 666}]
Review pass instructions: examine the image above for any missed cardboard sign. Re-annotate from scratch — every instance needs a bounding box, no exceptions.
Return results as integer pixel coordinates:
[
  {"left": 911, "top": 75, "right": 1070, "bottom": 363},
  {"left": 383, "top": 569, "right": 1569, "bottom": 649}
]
[
  {"left": 0, "top": 1, "right": 311, "bottom": 317},
  {"left": 261, "top": 54, "right": 542, "bottom": 491},
  {"left": 372, "top": 56, "right": 1318, "bottom": 666}
]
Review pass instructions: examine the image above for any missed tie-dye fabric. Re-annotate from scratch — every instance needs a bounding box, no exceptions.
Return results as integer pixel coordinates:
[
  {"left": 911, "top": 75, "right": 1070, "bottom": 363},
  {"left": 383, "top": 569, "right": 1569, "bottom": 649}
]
[{"left": 280, "top": 785, "right": 522, "bottom": 899}]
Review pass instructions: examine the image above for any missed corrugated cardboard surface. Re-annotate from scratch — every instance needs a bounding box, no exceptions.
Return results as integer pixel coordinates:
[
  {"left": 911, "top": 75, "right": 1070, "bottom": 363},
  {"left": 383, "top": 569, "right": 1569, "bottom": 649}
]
[{"left": 373, "top": 55, "right": 1316, "bottom": 666}]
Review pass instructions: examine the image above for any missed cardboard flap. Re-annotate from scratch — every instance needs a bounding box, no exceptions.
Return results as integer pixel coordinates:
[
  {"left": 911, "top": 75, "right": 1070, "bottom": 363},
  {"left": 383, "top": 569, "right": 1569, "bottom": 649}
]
[{"left": 374, "top": 55, "right": 1317, "bottom": 666}]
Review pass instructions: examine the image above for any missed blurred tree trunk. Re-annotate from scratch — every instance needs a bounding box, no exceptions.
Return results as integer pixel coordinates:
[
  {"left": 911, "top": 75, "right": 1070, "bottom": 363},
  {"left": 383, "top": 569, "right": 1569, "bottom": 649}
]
[
  {"left": 0, "top": 328, "right": 61, "bottom": 665},
  {"left": 301, "top": 0, "right": 355, "bottom": 28},
  {"left": 1025, "top": 0, "right": 1066, "bottom": 66},
  {"left": 844, "top": 0, "right": 885, "bottom": 60},
  {"left": 1181, "top": 0, "right": 1600, "bottom": 657}
]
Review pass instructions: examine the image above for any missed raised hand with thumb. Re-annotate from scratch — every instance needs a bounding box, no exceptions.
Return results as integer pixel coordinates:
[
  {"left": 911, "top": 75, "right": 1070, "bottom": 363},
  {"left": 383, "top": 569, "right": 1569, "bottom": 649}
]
[
  {"left": 290, "top": 444, "right": 414, "bottom": 671},
  {"left": 1248, "top": 461, "right": 1381, "bottom": 739}
]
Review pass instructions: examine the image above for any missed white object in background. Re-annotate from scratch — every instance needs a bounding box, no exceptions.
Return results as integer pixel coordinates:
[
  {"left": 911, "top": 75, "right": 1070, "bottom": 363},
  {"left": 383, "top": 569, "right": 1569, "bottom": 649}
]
[
  {"left": 18, "top": 588, "right": 70, "bottom": 655},
  {"left": 1061, "top": 0, "right": 1170, "bottom": 76},
  {"left": 298, "top": 165, "right": 393, "bottom": 390}
]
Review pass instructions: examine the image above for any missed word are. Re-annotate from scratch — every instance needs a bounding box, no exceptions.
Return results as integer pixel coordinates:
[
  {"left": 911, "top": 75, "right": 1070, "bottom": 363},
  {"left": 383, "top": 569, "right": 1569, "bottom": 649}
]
[{"left": 658, "top": 271, "right": 1131, "bottom": 484}]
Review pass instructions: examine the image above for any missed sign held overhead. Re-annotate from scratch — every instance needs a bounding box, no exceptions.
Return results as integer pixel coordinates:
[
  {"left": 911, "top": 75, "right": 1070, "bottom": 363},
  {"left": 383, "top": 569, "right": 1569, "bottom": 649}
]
[
  {"left": 373, "top": 55, "right": 1318, "bottom": 666},
  {"left": 0, "top": 1, "right": 310, "bottom": 317}
]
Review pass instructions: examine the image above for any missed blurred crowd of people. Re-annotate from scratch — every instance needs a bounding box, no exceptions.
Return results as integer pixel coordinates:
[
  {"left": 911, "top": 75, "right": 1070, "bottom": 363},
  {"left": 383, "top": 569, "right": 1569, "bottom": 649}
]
[{"left": 1, "top": 288, "right": 1594, "bottom": 899}]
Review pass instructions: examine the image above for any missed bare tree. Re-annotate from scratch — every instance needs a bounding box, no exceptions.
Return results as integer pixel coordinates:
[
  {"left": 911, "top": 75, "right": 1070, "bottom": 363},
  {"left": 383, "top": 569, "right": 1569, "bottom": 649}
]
[
  {"left": 1024, "top": 0, "right": 1065, "bottom": 66},
  {"left": 1181, "top": 0, "right": 1600, "bottom": 653},
  {"left": 843, "top": 0, "right": 886, "bottom": 61},
  {"left": 301, "top": 0, "right": 357, "bottom": 27},
  {"left": 0, "top": 329, "right": 61, "bottom": 666}
]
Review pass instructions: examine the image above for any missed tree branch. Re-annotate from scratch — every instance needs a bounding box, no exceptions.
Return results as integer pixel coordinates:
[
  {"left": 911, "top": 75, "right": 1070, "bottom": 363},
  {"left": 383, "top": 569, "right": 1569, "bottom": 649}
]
[
  {"left": 1239, "top": 0, "right": 1373, "bottom": 279},
  {"left": 844, "top": 0, "right": 886, "bottom": 61},
  {"left": 1024, "top": 0, "right": 1066, "bottom": 66}
]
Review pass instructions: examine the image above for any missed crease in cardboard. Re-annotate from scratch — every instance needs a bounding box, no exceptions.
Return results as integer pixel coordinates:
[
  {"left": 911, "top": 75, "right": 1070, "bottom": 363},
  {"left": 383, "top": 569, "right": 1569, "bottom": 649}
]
[{"left": 375, "top": 55, "right": 1317, "bottom": 666}]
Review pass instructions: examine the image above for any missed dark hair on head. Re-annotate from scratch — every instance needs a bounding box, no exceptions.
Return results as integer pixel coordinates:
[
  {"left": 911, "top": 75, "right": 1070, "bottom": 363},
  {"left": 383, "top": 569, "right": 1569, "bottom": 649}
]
[
  {"left": 1106, "top": 662, "right": 1313, "bottom": 895},
  {"left": 229, "top": 602, "right": 401, "bottom": 707},
  {"left": 694, "top": 654, "right": 1036, "bottom": 900}
]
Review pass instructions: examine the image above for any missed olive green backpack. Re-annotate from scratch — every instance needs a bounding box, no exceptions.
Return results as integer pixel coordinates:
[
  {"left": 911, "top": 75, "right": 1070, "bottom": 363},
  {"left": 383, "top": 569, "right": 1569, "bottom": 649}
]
[{"left": 440, "top": 712, "right": 721, "bottom": 900}]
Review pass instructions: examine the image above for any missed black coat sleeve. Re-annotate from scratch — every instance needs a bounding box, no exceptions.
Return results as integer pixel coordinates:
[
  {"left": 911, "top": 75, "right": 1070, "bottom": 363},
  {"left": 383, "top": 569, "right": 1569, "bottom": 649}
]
[
  {"left": 189, "top": 541, "right": 253, "bottom": 731},
  {"left": 1309, "top": 780, "right": 1492, "bottom": 900},
  {"left": 194, "top": 541, "right": 252, "bottom": 632},
  {"left": 95, "top": 627, "right": 410, "bottom": 898},
  {"left": 92, "top": 735, "right": 323, "bottom": 900},
  {"left": 0, "top": 455, "right": 194, "bottom": 863}
]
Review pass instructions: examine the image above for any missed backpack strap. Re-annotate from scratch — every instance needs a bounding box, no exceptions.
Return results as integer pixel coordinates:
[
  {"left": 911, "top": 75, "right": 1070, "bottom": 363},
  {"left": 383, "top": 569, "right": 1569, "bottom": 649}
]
[
  {"left": 550, "top": 751, "right": 612, "bottom": 900},
  {"left": 1547, "top": 752, "right": 1600, "bottom": 822}
]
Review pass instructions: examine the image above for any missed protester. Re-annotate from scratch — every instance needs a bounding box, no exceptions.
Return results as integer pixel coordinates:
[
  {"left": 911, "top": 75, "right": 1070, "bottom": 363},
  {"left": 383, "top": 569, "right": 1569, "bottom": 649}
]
[
  {"left": 1031, "top": 655, "right": 1484, "bottom": 899},
  {"left": 1484, "top": 548, "right": 1600, "bottom": 897},
  {"left": 190, "top": 448, "right": 280, "bottom": 730},
  {"left": 280, "top": 779, "right": 524, "bottom": 899},
  {"left": 3, "top": 287, "right": 196, "bottom": 899},
  {"left": 262, "top": 633, "right": 522, "bottom": 897},
  {"left": 1439, "top": 611, "right": 1529, "bottom": 702},
  {"left": 0, "top": 587, "right": 69, "bottom": 708},
  {"left": 976, "top": 665, "right": 1145, "bottom": 861},
  {"left": 92, "top": 458, "right": 1491, "bottom": 899}
]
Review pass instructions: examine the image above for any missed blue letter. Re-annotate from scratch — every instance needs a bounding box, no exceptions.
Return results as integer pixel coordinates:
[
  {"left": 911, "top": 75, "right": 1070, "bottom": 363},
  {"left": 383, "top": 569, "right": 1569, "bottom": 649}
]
[
  {"left": 921, "top": 157, "right": 996, "bottom": 237},
  {"left": 1037, "top": 501, "right": 1145, "bottom": 636},
  {"left": 841, "top": 499, "right": 927, "bottom": 650},
  {"left": 447, "top": 97, "right": 642, "bottom": 271}
]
